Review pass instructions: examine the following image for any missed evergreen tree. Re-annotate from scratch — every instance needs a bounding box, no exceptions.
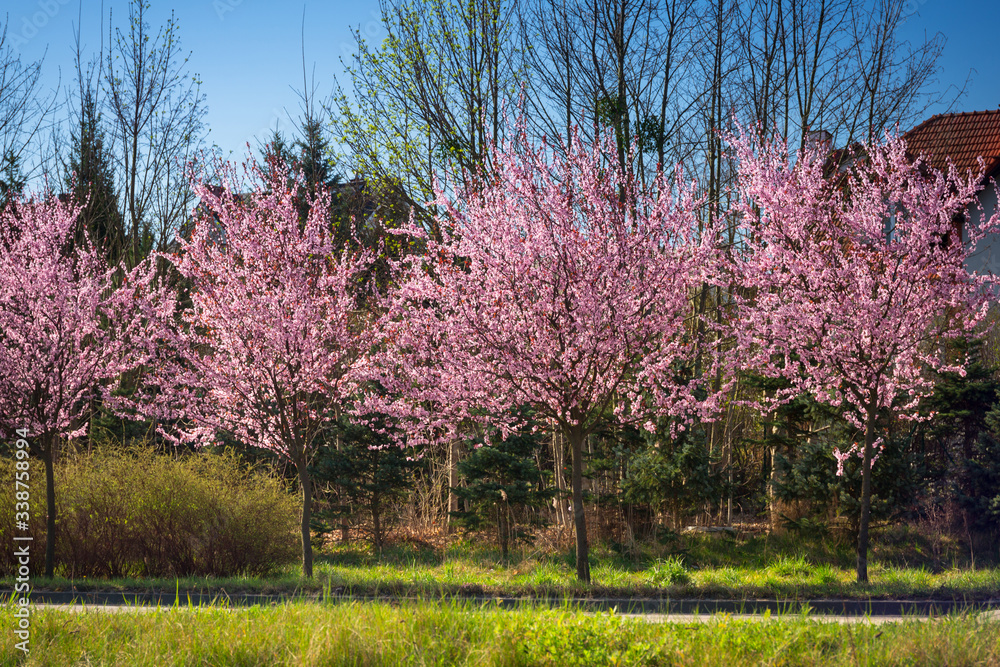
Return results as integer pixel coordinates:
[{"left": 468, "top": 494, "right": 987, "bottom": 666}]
[
  {"left": 621, "top": 423, "right": 724, "bottom": 532},
  {"left": 919, "top": 337, "right": 1000, "bottom": 474},
  {"left": 772, "top": 424, "right": 927, "bottom": 536},
  {"left": 262, "top": 120, "right": 344, "bottom": 237},
  {"left": 0, "top": 150, "right": 24, "bottom": 208},
  {"left": 258, "top": 129, "right": 296, "bottom": 185},
  {"left": 957, "top": 409, "right": 1000, "bottom": 558},
  {"left": 294, "top": 114, "right": 336, "bottom": 196},
  {"left": 65, "top": 87, "right": 125, "bottom": 264},
  {"left": 310, "top": 416, "right": 417, "bottom": 550},
  {"left": 452, "top": 413, "right": 555, "bottom": 559}
]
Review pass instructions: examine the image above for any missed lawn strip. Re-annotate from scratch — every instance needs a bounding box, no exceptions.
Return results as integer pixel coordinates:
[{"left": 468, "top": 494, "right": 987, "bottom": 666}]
[{"left": 2, "top": 601, "right": 998, "bottom": 666}]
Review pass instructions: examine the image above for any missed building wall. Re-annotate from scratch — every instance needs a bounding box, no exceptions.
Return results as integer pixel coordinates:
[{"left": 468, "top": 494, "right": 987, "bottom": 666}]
[{"left": 964, "top": 170, "right": 1000, "bottom": 277}]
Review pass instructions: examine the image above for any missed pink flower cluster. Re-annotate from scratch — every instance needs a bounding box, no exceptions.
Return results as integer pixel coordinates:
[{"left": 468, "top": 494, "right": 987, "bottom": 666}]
[
  {"left": 130, "top": 159, "right": 375, "bottom": 463},
  {"left": 4, "top": 119, "right": 997, "bottom": 484},
  {"left": 366, "top": 125, "right": 722, "bottom": 443},
  {"left": 0, "top": 195, "right": 166, "bottom": 440},
  {"left": 728, "top": 126, "right": 998, "bottom": 445},
  {"left": 833, "top": 438, "right": 884, "bottom": 476}
]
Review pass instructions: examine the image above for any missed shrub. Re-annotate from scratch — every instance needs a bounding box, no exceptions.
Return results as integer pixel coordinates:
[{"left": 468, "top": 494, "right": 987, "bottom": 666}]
[
  {"left": 647, "top": 555, "right": 690, "bottom": 586},
  {"left": 621, "top": 423, "right": 724, "bottom": 532},
  {"left": 0, "top": 446, "right": 297, "bottom": 578}
]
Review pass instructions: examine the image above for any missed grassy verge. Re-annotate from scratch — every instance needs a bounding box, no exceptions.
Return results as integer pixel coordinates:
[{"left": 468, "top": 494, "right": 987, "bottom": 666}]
[
  {"left": 2, "top": 601, "right": 998, "bottom": 666},
  {"left": 9, "top": 528, "right": 999, "bottom": 601},
  {"left": 10, "top": 559, "right": 1000, "bottom": 602}
]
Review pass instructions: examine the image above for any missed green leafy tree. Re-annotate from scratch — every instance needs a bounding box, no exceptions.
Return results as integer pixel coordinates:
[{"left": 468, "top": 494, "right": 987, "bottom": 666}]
[{"left": 331, "top": 0, "right": 520, "bottom": 238}]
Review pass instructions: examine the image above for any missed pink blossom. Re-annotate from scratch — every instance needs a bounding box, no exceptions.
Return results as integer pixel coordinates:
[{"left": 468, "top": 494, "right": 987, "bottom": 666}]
[
  {"left": 728, "top": 126, "right": 999, "bottom": 582},
  {"left": 0, "top": 193, "right": 166, "bottom": 577},
  {"left": 0, "top": 195, "right": 163, "bottom": 439},
  {"left": 729, "top": 128, "right": 998, "bottom": 427}
]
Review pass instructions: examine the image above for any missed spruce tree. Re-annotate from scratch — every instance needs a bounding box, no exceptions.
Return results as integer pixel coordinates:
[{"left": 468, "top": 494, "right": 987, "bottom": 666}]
[
  {"left": 294, "top": 114, "right": 335, "bottom": 197},
  {"left": 66, "top": 88, "right": 124, "bottom": 264},
  {"left": 0, "top": 150, "right": 25, "bottom": 208},
  {"left": 309, "top": 416, "right": 416, "bottom": 550},
  {"left": 453, "top": 413, "right": 555, "bottom": 560}
]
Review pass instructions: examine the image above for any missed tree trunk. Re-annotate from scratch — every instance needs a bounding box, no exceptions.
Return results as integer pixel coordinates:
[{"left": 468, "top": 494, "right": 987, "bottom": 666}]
[
  {"left": 297, "top": 461, "right": 314, "bottom": 578},
  {"left": 336, "top": 431, "right": 349, "bottom": 544},
  {"left": 856, "top": 399, "right": 877, "bottom": 584},
  {"left": 447, "top": 438, "right": 460, "bottom": 533},
  {"left": 42, "top": 434, "right": 56, "bottom": 579},
  {"left": 497, "top": 503, "right": 509, "bottom": 561},
  {"left": 768, "top": 413, "right": 791, "bottom": 534},
  {"left": 568, "top": 427, "right": 590, "bottom": 583},
  {"left": 552, "top": 429, "right": 568, "bottom": 527},
  {"left": 768, "top": 443, "right": 781, "bottom": 532},
  {"left": 340, "top": 513, "right": 350, "bottom": 545},
  {"left": 371, "top": 492, "right": 383, "bottom": 551}
]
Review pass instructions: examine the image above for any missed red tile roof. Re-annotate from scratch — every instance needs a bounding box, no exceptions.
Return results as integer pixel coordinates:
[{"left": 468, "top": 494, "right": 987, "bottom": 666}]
[{"left": 902, "top": 109, "right": 1000, "bottom": 182}]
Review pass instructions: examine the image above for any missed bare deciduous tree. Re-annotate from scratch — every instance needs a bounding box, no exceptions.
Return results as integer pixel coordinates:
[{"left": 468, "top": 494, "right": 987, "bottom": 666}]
[
  {"left": 0, "top": 19, "right": 55, "bottom": 200},
  {"left": 103, "top": 0, "right": 206, "bottom": 264}
]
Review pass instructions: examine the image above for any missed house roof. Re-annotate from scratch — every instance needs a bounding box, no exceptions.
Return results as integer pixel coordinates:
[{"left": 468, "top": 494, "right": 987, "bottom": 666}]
[{"left": 902, "top": 109, "right": 1000, "bottom": 182}]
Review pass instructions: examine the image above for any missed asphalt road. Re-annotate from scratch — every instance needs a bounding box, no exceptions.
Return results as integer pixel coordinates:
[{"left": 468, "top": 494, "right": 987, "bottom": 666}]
[
  {"left": 20, "top": 604, "right": 1000, "bottom": 625},
  {"left": 7, "top": 590, "right": 1000, "bottom": 620}
]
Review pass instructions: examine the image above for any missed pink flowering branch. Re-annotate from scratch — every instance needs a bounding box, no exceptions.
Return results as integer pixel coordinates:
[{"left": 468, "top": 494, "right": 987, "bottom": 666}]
[{"left": 0, "top": 193, "right": 166, "bottom": 577}]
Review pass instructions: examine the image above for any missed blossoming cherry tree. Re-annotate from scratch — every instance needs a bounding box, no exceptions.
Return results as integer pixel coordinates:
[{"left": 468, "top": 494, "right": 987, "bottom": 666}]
[
  {"left": 375, "top": 128, "right": 719, "bottom": 582},
  {"left": 730, "top": 130, "right": 998, "bottom": 583},
  {"left": 137, "top": 161, "right": 374, "bottom": 578}
]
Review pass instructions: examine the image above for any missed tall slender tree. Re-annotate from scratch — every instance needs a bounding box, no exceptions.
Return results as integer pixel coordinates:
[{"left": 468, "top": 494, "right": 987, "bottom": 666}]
[
  {"left": 0, "top": 22, "right": 53, "bottom": 187},
  {"left": 103, "top": 0, "right": 206, "bottom": 264},
  {"left": 331, "top": 0, "right": 520, "bottom": 237},
  {"left": 66, "top": 87, "right": 125, "bottom": 264}
]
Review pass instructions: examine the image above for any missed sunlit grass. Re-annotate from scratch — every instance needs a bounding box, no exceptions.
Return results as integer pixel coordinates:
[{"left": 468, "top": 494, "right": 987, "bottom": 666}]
[
  {"left": 7, "top": 528, "right": 998, "bottom": 601},
  {"left": 2, "top": 601, "right": 997, "bottom": 666}
]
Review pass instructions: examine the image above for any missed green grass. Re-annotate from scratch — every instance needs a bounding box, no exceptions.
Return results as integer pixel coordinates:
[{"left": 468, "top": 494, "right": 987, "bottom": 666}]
[
  {"left": 2, "top": 601, "right": 998, "bottom": 666},
  {"left": 10, "top": 530, "right": 1000, "bottom": 601}
]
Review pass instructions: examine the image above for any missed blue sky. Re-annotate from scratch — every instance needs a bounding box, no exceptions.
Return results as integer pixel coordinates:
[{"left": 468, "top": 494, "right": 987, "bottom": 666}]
[
  {"left": 896, "top": 0, "right": 1000, "bottom": 115},
  {"left": 7, "top": 0, "right": 384, "bottom": 160},
  {"left": 4, "top": 0, "right": 1000, "bottom": 161}
]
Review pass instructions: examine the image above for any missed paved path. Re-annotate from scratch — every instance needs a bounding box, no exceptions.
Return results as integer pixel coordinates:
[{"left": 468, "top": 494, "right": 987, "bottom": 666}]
[
  {"left": 620, "top": 610, "right": 1000, "bottom": 624},
  {"left": 21, "top": 603, "right": 1000, "bottom": 624},
  {"left": 8, "top": 591, "right": 1000, "bottom": 621}
]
